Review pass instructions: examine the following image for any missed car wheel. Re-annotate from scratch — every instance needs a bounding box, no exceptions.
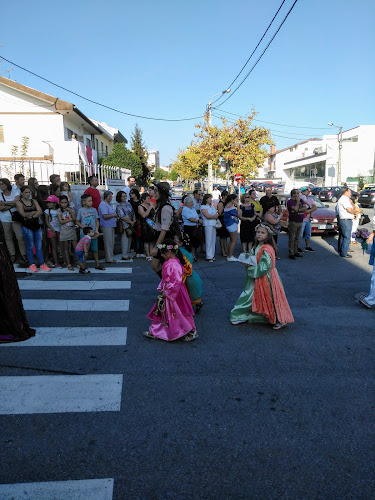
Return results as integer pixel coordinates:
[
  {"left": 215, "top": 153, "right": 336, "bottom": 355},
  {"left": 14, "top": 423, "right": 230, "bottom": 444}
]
[
  {"left": 331, "top": 196, "right": 337, "bottom": 203},
  {"left": 361, "top": 204, "right": 368, "bottom": 208}
]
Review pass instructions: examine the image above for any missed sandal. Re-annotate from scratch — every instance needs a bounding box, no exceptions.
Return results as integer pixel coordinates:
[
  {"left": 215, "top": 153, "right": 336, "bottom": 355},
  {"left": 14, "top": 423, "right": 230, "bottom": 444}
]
[
  {"left": 95, "top": 266, "right": 106, "bottom": 270},
  {"left": 183, "top": 330, "right": 199, "bottom": 341},
  {"left": 143, "top": 330, "right": 157, "bottom": 339},
  {"left": 195, "top": 302, "right": 204, "bottom": 314}
]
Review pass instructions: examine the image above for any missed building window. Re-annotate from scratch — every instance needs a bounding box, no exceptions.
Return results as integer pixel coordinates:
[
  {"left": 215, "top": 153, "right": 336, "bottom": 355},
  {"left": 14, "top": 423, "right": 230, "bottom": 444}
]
[
  {"left": 105, "top": 145, "right": 108, "bottom": 155},
  {"left": 95, "top": 139, "right": 98, "bottom": 151},
  {"left": 101, "top": 142, "right": 104, "bottom": 152},
  {"left": 0, "top": 125, "right": 4, "bottom": 142},
  {"left": 342, "top": 136, "right": 358, "bottom": 142},
  {"left": 86, "top": 138, "right": 91, "bottom": 148}
]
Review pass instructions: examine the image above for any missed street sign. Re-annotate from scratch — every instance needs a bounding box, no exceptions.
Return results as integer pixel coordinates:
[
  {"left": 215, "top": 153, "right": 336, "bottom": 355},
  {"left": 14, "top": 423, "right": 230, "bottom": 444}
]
[{"left": 234, "top": 173, "right": 244, "bottom": 182}]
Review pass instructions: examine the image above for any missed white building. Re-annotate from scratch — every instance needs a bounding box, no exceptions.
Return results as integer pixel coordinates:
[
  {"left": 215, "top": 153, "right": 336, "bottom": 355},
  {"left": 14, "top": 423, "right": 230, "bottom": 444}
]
[
  {"left": 263, "top": 125, "right": 375, "bottom": 188},
  {"left": 147, "top": 150, "right": 160, "bottom": 169},
  {"left": 0, "top": 76, "right": 127, "bottom": 184}
]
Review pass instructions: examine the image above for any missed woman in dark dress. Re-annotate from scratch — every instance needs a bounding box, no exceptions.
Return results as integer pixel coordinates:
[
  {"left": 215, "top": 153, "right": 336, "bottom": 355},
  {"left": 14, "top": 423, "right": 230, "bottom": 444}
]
[
  {"left": 238, "top": 192, "right": 257, "bottom": 252},
  {"left": 0, "top": 221, "right": 36, "bottom": 343}
]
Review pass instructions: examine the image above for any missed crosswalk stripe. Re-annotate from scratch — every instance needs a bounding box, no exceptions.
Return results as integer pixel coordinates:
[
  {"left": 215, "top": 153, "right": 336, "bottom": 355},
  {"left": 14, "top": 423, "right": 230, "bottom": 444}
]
[
  {"left": 18, "top": 280, "right": 131, "bottom": 290},
  {"left": 14, "top": 266, "right": 132, "bottom": 274},
  {"left": 23, "top": 299, "right": 129, "bottom": 311},
  {"left": 0, "top": 478, "right": 114, "bottom": 499},
  {"left": 0, "top": 374, "right": 123, "bottom": 414},
  {"left": 0, "top": 327, "right": 127, "bottom": 347}
]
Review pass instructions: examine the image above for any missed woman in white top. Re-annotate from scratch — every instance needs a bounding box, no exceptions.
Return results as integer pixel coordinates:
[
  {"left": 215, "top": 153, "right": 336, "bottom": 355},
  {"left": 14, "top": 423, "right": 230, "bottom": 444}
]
[
  {"left": 201, "top": 194, "right": 218, "bottom": 262},
  {"left": 182, "top": 196, "right": 200, "bottom": 261}
]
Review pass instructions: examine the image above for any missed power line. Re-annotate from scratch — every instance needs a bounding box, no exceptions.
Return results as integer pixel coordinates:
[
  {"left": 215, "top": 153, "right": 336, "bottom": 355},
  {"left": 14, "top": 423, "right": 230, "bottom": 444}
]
[
  {"left": 213, "top": 0, "right": 287, "bottom": 106},
  {"left": 213, "top": 108, "right": 332, "bottom": 130},
  {"left": 0, "top": 56, "right": 203, "bottom": 122},
  {"left": 211, "top": 113, "right": 317, "bottom": 141},
  {"left": 216, "top": 0, "right": 300, "bottom": 108}
]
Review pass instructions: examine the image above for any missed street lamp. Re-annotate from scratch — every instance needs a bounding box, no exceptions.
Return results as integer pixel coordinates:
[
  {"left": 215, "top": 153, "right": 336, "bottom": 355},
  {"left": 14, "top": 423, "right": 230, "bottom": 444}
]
[
  {"left": 328, "top": 122, "right": 343, "bottom": 185},
  {"left": 207, "top": 88, "right": 231, "bottom": 193}
]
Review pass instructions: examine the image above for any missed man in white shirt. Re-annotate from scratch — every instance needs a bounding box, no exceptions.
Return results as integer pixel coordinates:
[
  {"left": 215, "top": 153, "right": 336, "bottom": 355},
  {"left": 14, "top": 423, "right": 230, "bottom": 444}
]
[
  {"left": 336, "top": 187, "right": 355, "bottom": 258},
  {"left": 124, "top": 176, "right": 136, "bottom": 198}
]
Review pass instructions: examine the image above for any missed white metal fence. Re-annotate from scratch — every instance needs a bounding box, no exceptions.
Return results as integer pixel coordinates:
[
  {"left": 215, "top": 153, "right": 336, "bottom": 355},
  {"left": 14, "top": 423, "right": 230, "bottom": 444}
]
[{"left": 0, "top": 160, "right": 126, "bottom": 186}]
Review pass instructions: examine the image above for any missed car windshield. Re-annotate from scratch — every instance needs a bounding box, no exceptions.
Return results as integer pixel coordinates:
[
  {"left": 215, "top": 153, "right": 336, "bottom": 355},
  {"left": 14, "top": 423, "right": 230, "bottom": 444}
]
[
  {"left": 320, "top": 187, "right": 330, "bottom": 192},
  {"left": 309, "top": 196, "right": 324, "bottom": 208}
]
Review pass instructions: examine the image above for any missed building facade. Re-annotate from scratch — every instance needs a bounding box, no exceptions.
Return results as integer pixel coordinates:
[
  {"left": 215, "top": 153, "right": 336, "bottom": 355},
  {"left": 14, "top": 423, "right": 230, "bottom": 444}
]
[
  {"left": 262, "top": 125, "right": 375, "bottom": 188},
  {"left": 0, "top": 76, "right": 127, "bottom": 184},
  {"left": 147, "top": 150, "right": 160, "bottom": 169}
]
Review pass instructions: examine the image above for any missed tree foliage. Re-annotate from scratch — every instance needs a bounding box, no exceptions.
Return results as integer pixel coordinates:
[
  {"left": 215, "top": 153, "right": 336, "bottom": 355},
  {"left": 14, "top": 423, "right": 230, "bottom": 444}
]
[
  {"left": 103, "top": 143, "right": 142, "bottom": 178},
  {"left": 172, "top": 109, "right": 273, "bottom": 183},
  {"left": 153, "top": 167, "right": 169, "bottom": 181},
  {"left": 130, "top": 124, "right": 148, "bottom": 165},
  {"left": 194, "top": 109, "right": 273, "bottom": 179}
]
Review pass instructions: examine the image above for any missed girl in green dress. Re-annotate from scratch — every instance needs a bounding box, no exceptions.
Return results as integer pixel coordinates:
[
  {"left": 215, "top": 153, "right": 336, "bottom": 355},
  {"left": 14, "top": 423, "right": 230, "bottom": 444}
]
[{"left": 230, "top": 223, "right": 294, "bottom": 330}]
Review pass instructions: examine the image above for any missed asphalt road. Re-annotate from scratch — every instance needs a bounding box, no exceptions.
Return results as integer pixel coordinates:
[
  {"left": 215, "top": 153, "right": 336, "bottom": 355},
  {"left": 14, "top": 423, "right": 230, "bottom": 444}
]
[{"left": 0, "top": 205, "right": 374, "bottom": 499}]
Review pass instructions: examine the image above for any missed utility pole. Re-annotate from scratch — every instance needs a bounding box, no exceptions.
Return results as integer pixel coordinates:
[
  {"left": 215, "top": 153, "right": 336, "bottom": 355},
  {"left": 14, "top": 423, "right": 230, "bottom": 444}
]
[
  {"left": 207, "top": 89, "right": 230, "bottom": 194},
  {"left": 338, "top": 126, "right": 343, "bottom": 185},
  {"left": 328, "top": 123, "right": 343, "bottom": 185}
]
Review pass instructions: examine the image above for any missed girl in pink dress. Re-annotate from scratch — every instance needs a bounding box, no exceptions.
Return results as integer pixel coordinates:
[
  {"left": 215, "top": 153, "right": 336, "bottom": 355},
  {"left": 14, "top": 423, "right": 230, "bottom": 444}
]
[{"left": 144, "top": 239, "right": 198, "bottom": 341}]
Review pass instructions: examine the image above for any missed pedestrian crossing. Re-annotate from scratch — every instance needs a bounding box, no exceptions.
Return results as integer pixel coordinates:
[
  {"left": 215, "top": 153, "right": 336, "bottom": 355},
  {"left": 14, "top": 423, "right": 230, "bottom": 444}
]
[
  {"left": 1, "top": 265, "right": 134, "bottom": 498},
  {"left": 0, "top": 478, "right": 114, "bottom": 499},
  {"left": 14, "top": 265, "right": 132, "bottom": 274}
]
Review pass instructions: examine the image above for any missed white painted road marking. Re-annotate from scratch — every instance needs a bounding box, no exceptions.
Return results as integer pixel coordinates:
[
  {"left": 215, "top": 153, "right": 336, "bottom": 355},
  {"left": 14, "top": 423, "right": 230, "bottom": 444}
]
[
  {"left": 0, "top": 478, "right": 114, "bottom": 499},
  {"left": 0, "top": 327, "right": 127, "bottom": 347},
  {"left": 0, "top": 375, "right": 123, "bottom": 414},
  {"left": 14, "top": 266, "right": 132, "bottom": 274},
  {"left": 18, "top": 280, "right": 131, "bottom": 290},
  {"left": 23, "top": 299, "right": 129, "bottom": 311}
]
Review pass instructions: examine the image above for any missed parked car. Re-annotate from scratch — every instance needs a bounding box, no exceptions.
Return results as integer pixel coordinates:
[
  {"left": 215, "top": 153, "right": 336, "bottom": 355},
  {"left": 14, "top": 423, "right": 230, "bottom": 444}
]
[
  {"left": 171, "top": 183, "right": 184, "bottom": 195},
  {"left": 358, "top": 187, "right": 375, "bottom": 207},
  {"left": 310, "top": 186, "right": 324, "bottom": 196},
  {"left": 277, "top": 194, "right": 338, "bottom": 234},
  {"left": 272, "top": 184, "right": 285, "bottom": 194},
  {"left": 318, "top": 186, "right": 343, "bottom": 203}
]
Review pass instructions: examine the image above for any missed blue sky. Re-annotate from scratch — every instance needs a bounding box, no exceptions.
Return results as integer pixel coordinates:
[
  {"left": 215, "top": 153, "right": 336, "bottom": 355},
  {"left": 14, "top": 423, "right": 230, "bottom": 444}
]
[{"left": 1, "top": 0, "right": 374, "bottom": 166}]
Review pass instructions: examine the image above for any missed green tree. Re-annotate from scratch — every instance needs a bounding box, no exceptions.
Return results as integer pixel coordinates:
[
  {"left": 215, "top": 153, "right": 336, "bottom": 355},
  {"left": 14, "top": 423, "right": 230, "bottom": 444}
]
[
  {"left": 103, "top": 143, "right": 142, "bottom": 178},
  {"left": 153, "top": 167, "right": 168, "bottom": 181},
  {"left": 194, "top": 109, "right": 273, "bottom": 182},
  {"left": 169, "top": 168, "right": 179, "bottom": 182},
  {"left": 130, "top": 124, "right": 148, "bottom": 165}
]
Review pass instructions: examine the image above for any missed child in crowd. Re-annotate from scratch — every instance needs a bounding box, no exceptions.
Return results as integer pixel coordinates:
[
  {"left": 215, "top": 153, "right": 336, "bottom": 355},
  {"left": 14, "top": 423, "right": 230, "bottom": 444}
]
[
  {"left": 76, "top": 194, "right": 105, "bottom": 270},
  {"left": 230, "top": 223, "right": 294, "bottom": 330},
  {"left": 144, "top": 238, "right": 198, "bottom": 342},
  {"left": 60, "top": 181, "right": 74, "bottom": 208},
  {"left": 75, "top": 227, "right": 100, "bottom": 274},
  {"left": 175, "top": 233, "right": 203, "bottom": 313},
  {"left": 58, "top": 195, "right": 77, "bottom": 270},
  {"left": 44, "top": 194, "right": 61, "bottom": 268}
]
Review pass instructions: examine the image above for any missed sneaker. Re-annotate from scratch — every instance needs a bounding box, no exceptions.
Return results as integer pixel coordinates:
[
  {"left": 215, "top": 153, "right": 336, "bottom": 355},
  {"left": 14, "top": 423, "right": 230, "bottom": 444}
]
[
  {"left": 227, "top": 256, "right": 238, "bottom": 262},
  {"left": 297, "top": 247, "right": 304, "bottom": 253},
  {"left": 305, "top": 247, "right": 315, "bottom": 252},
  {"left": 289, "top": 255, "right": 296, "bottom": 260},
  {"left": 121, "top": 256, "right": 131, "bottom": 261},
  {"left": 294, "top": 253, "right": 303, "bottom": 258},
  {"left": 272, "top": 322, "right": 287, "bottom": 330},
  {"left": 138, "top": 253, "right": 146, "bottom": 258},
  {"left": 52, "top": 263, "right": 60, "bottom": 268},
  {"left": 231, "top": 320, "right": 246, "bottom": 325},
  {"left": 340, "top": 254, "right": 352, "bottom": 258},
  {"left": 359, "top": 298, "right": 372, "bottom": 309},
  {"left": 29, "top": 264, "right": 38, "bottom": 272},
  {"left": 47, "top": 261, "right": 54, "bottom": 268},
  {"left": 79, "top": 268, "right": 91, "bottom": 274},
  {"left": 40, "top": 264, "right": 51, "bottom": 272},
  {"left": 67, "top": 264, "right": 74, "bottom": 271}
]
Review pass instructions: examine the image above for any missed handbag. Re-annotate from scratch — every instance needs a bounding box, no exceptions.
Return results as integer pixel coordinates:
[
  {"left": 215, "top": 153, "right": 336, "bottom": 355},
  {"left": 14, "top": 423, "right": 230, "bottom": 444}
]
[
  {"left": 125, "top": 226, "right": 134, "bottom": 238},
  {"left": 23, "top": 216, "right": 43, "bottom": 231},
  {"left": 215, "top": 219, "right": 222, "bottom": 229},
  {"left": 359, "top": 214, "right": 370, "bottom": 226}
]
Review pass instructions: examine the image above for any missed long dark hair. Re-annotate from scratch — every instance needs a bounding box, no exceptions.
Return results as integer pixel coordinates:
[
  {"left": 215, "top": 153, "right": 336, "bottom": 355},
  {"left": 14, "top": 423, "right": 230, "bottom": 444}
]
[
  {"left": 159, "top": 238, "right": 185, "bottom": 266},
  {"left": 155, "top": 186, "right": 171, "bottom": 223},
  {"left": 0, "top": 178, "right": 12, "bottom": 192},
  {"left": 28, "top": 177, "right": 38, "bottom": 198},
  {"left": 224, "top": 194, "right": 237, "bottom": 206}
]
